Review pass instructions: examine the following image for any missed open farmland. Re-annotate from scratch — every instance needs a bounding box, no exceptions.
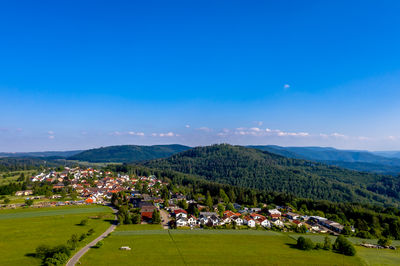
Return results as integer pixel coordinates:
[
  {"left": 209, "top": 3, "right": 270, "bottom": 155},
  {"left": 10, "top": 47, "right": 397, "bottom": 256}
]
[
  {"left": 289, "top": 234, "right": 400, "bottom": 265},
  {"left": 80, "top": 225, "right": 364, "bottom": 265},
  {"left": 0, "top": 205, "right": 113, "bottom": 265}
]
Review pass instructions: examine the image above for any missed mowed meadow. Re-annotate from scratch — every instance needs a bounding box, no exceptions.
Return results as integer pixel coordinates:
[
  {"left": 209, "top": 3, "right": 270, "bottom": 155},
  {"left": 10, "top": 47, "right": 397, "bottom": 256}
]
[
  {"left": 80, "top": 225, "right": 364, "bottom": 266},
  {"left": 0, "top": 205, "right": 113, "bottom": 265}
]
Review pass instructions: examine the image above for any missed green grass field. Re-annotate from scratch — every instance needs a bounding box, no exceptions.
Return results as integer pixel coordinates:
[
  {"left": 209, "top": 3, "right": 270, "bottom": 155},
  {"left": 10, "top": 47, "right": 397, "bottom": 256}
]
[
  {"left": 80, "top": 225, "right": 364, "bottom": 265},
  {"left": 0, "top": 170, "right": 36, "bottom": 185},
  {"left": 0, "top": 205, "right": 113, "bottom": 265},
  {"left": 289, "top": 233, "right": 400, "bottom": 265}
]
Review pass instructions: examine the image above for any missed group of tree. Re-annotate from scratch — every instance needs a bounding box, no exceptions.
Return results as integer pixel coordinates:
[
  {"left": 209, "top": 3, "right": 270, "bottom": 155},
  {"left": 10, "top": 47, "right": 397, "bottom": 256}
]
[
  {"left": 296, "top": 235, "right": 355, "bottom": 256},
  {"left": 35, "top": 228, "right": 94, "bottom": 265}
]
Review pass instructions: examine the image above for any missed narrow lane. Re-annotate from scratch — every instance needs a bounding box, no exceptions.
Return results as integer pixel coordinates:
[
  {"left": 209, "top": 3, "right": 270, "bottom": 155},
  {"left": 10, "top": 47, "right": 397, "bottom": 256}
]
[{"left": 66, "top": 205, "right": 118, "bottom": 266}]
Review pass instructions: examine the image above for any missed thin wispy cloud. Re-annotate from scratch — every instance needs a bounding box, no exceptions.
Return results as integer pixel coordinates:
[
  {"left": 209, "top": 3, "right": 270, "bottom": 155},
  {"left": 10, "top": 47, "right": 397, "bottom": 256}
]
[
  {"left": 233, "top": 127, "right": 310, "bottom": 138},
  {"left": 198, "top": 127, "right": 212, "bottom": 132},
  {"left": 152, "top": 132, "right": 179, "bottom": 137},
  {"left": 111, "top": 131, "right": 145, "bottom": 136},
  {"left": 128, "top": 131, "right": 145, "bottom": 136}
]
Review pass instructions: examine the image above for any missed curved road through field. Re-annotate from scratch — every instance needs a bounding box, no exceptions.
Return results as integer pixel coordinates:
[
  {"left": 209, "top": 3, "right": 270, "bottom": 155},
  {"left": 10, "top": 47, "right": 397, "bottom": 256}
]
[{"left": 66, "top": 205, "right": 118, "bottom": 266}]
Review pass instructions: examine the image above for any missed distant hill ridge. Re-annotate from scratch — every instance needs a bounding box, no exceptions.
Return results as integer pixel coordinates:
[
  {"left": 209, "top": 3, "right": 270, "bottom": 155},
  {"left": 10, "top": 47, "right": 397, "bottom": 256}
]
[
  {"left": 0, "top": 150, "right": 82, "bottom": 158},
  {"left": 142, "top": 144, "right": 400, "bottom": 206},
  {"left": 248, "top": 145, "right": 400, "bottom": 175},
  {"left": 68, "top": 144, "right": 191, "bottom": 163}
]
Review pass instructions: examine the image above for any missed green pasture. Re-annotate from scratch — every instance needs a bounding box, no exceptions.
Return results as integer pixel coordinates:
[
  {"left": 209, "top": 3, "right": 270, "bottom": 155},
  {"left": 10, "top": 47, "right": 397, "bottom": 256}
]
[
  {"left": 80, "top": 225, "right": 363, "bottom": 265},
  {"left": 289, "top": 233, "right": 400, "bottom": 265},
  {"left": 0, "top": 170, "right": 36, "bottom": 185},
  {"left": 0, "top": 205, "right": 113, "bottom": 265}
]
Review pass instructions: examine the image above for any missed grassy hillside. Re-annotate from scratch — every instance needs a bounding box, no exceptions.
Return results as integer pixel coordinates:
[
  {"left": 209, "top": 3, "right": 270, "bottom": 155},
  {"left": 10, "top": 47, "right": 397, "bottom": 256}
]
[
  {"left": 142, "top": 144, "right": 400, "bottom": 205},
  {"left": 68, "top": 144, "right": 191, "bottom": 163},
  {"left": 249, "top": 145, "right": 400, "bottom": 175}
]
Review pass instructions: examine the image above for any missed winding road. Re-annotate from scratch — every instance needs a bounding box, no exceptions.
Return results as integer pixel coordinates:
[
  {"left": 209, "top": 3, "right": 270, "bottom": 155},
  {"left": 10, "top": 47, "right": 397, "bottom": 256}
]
[{"left": 66, "top": 205, "right": 118, "bottom": 266}]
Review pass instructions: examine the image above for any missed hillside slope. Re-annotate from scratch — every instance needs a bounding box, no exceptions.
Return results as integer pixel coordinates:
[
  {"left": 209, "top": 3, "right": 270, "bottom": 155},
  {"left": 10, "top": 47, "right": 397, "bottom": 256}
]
[
  {"left": 142, "top": 144, "right": 400, "bottom": 205},
  {"left": 68, "top": 144, "right": 191, "bottom": 163},
  {"left": 248, "top": 145, "right": 400, "bottom": 175}
]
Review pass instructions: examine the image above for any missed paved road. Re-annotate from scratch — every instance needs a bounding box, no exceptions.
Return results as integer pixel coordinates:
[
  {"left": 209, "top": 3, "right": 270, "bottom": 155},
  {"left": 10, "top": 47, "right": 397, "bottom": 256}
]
[
  {"left": 66, "top": 206, "right": 118, "bottom": 266},
  {"left": 160, "top": 209, "right": 170, "bottom": 229}
]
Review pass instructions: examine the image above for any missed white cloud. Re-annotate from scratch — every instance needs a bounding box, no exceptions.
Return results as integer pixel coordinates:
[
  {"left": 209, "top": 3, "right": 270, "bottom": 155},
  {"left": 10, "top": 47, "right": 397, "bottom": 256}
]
[
  {"left": 152, "top": 132, "right": 178, "bottom": 137},
  {"left": 185, "top": 125, "right": 190, "bottom": 128},
  {"left": 387, "top": 136, "right": 397, "bottom": 141},
  {"left": 48, "top": 131, "right": 55, "bottom": 135},
  {"left": 128, "top": 131, "right": 145, "bottom": 136},
  {"left": 217, "top": 129, "right": 230, "bottom": 137},
  {"left": 233, "top": 127, "right": 310, "bottom": 138},
  {"left": 283, "top": 84, "right": 290, "bottom": 89},
  {"left": 111, "top": 131, "right": 122, "bottom": 136},
  {"left": 198, "top": 127, "right": 212, "bottom": 132},
  {"left": 331, "top": 132, "right": 348, "bottom": 138},
  {"left": 48, "top": 135, "right": 55, "bottom": 139}
]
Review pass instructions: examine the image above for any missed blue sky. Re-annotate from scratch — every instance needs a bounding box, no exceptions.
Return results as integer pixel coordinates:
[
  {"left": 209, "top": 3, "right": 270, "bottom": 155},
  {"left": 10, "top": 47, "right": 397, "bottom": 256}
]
[{"left": 1, "top": 0, "right": 400, "bottom": 151}]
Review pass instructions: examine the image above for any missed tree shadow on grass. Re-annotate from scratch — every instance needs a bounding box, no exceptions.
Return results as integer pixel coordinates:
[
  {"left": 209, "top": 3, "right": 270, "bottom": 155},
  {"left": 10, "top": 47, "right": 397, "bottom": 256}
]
[
  {"left": 24, "top": 252, "right": 36, "bottom": 258},
  {"left": 104, "top": 218, "right": 117, "bottom": 225},
  {"left": 285, "top": 243, "right": 299, "bottom": 249}
]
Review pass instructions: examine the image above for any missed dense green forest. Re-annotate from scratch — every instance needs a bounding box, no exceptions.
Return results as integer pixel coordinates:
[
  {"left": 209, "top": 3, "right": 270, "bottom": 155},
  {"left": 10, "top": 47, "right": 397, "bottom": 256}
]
[
  {"left": 0, "top": 158, "right": 63, "bottom": 172},
  {"left": 68, "top": 144, "right": 191, "bottom": 163},
  {"left": 141, "top": 144, "right": 400, "bottom": 206}
]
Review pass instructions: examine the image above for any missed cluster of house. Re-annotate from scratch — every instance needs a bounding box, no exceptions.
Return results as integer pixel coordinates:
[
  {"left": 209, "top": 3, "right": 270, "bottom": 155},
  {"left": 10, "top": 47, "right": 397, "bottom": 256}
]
[
  {"left": 166, "top": 201, "right": 346, "bottom": 235},
  {"left": 21, "top": 168, "right": 165, "bottom": 205},
  {"left": 172, "top": 208, "right": 285, "bottom": 228}
]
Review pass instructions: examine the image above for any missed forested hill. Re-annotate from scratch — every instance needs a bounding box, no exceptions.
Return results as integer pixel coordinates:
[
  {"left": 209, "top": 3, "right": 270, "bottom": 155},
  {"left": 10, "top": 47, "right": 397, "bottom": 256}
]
[
  {"left": 68, "top": 144, "right": 191, "bottom": 163},
  {"left": 142, "top": 144, "right": 400, "bottom": 206},
  {"left": 0, "top": 157, "right": 63, "bottom": 172}
]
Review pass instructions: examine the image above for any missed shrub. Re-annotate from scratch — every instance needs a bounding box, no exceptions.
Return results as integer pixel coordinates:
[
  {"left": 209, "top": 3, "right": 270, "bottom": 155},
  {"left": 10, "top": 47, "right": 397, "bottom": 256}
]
[
  {"left": 94, "top": 241, "right": 103, "bottom": 248},
  {"left": 79, "top": 233, "right": 87, "bottom": 242},
  {"left": 25, "top": 199, "right": 34, "bottom": 206},
  {"left": 79, "top": 219, "right": 88, "bottom": 226},
  {"left": 377, "top": 237, "right": 392, "bottom": 247},
  {"left": 334, "top": 235, "right": 356, "bottom": 256},
  {"left": 323, "top": 236, "right": 332, "bottom": 250},
  {"left": 297, "top": 236, "right": 315, "bottom": 250},
  {"left": 356, "top": 230, "right": 372, "bottom": 239},
  {"left": 314, "top": 243, "right": 323, "bottom": 250},
  {"left": 36, "top": 244, "right": 71, "bottom": 266},
  {"left": 87, "top": 228, "right": 95, "bottom": 236}
]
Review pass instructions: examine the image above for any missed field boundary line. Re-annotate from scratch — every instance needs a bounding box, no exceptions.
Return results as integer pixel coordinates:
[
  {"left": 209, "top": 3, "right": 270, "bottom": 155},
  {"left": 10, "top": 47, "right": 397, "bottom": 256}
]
[{"left": 167, "top": 229, "right": 187, "bottom": 266}]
